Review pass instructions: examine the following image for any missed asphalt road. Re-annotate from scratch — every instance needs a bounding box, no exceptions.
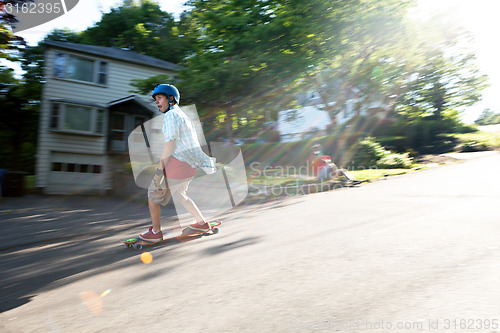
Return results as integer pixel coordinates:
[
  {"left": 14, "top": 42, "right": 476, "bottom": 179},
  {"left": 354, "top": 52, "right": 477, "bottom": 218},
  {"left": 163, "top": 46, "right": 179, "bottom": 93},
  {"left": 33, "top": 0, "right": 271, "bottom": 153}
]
[{"left": 1, "top": 151, "right": 499, "bottom": 332}]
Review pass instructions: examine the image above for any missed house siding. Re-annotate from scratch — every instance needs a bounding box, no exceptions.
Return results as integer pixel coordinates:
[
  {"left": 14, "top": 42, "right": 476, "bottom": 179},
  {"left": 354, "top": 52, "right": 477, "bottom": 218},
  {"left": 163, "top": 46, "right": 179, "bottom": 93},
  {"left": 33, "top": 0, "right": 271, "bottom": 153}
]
[{"left": 36, "top": 44, "right": 176, "bottom": 194}]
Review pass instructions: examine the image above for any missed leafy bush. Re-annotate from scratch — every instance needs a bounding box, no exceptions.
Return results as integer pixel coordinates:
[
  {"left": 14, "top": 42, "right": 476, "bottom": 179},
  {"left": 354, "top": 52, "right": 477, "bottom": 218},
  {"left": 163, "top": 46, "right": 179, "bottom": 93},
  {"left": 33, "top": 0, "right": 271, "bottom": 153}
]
[
  {"left": 453, "top": 131, "right": 500, "bottom": 149},
  {"left": 459, "top": 139, "right": 489, "bottom": 152},
  {"left": 376, "top": 153, "right": 412, "bottom": 169},
  {"left": 454, "top": 123, "right": 478, "bottom": 134},
  {"left": 350, "top": 137, "right": 389, "bottom": 169}
]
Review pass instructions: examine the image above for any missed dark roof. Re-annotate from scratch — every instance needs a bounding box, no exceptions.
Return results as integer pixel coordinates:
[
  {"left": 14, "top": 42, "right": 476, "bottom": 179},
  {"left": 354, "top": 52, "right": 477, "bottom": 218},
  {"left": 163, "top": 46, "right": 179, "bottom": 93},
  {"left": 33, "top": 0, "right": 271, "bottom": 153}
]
[
  {"left": 44, "top": 40, "right": 180, "bottom": 71},
  {"left": 108, "top": 95, "right": 155, "bottom": 112},
  {"left": 108, "top": 95, "right": 156, "bottom": 116}
]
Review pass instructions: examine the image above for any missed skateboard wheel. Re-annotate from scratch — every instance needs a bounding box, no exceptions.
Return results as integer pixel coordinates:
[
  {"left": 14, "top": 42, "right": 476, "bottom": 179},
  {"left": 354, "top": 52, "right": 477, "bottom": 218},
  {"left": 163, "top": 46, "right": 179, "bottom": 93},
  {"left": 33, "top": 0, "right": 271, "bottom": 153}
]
[
  {"left": 212, "top": 227, "right": 219, "bottom": 234},
  {"left": 134, "top": 243, "right": 143, "bottom": 251}
]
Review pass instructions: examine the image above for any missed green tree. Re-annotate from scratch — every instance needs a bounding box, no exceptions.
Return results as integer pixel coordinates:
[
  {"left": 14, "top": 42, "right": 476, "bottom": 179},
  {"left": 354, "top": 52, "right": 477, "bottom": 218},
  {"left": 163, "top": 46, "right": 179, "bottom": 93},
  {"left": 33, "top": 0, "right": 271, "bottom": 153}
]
[
  {"left": 179, "top": 0, "right": 414, "bottom": 136},
  {"left": 1, "top": 0, "right": 40, "bottom": 172},
  {"left": 0, "top": 29, "right": 82, "bottom": 173},
  {"left": 0, "top": 0, "right": 33, "bottom": 60},
  {"left": 475, "top": 109, "right": 500, "bottom": 125},
  {"left": 183, "top": 0, "right": 488, "bottom": 142},
  {"left": 0, "top": 65, "right": 38, "bottom": 172},
  {"left": 381, "top": 12, "right": 489, "bottom": 151},
  {"left": 129, "top": 74, "right": 172, "bottom": 94},
  {"left": 78, "top": 0, "right": 191, "bottom": 64}
]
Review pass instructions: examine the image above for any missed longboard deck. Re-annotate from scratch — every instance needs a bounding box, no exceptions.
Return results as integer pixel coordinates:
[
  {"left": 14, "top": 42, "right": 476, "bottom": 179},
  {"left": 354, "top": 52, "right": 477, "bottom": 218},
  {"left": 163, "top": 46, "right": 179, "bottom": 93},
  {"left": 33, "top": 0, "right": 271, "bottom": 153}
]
[
  {"left": 122, "top": 220, "right": 221, "bottom": 251},
  {"left": 341, "top": 178, "right": 368, "bottom": 186}
]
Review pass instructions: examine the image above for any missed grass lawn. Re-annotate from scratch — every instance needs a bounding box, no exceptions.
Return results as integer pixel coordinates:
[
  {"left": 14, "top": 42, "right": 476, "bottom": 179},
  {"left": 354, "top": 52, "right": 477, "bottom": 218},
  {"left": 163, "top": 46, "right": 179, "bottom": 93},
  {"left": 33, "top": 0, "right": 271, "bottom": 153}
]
[
  {"left": 449, "top": 127, "right": 500, "bottom": 149},
  {"left": 25, "top": 175, "right": 35, "bottom": 190},
  {"left": 247, "top": 166, "right": 420, "bottom": 187},
  {"left": 351, "top": 168, "right": 413, "bottom": 181}
]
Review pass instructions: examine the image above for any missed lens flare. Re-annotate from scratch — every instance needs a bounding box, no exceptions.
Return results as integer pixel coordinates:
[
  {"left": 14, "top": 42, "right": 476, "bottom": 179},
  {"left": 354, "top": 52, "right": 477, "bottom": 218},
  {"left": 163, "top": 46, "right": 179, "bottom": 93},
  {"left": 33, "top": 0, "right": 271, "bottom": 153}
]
[
  {"left": 79, "top": 291, "right": 102, "bottom": 316},
  {"left": 100, "top": 289, "right": 112, "bottom": 297},
  {"left": 141, "top": 251, "right": 153, "bottom": 264}
]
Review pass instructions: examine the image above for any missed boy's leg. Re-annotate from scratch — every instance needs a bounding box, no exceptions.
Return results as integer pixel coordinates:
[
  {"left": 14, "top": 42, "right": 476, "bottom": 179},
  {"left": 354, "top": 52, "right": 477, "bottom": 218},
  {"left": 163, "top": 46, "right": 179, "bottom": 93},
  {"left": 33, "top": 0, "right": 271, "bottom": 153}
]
[
  {"left": 318, "top": 164, "right": 334, "bottom": 181},
  {"left": 337, "top": 168, "right": 362, "bottom": 184},
  {"left": 169, "top": 178, "right": 210, "bottom": 232},
  {"left": 339, "top": 168, "right": 355, "bottom": 181},
  {"left": 140, "top": 183, "right": 172, "bottom": 242},
  {"left": 148, "top": 199, "right": 162, "bottom": 233},
  {"left": 170, "top": 179, "right": 205, "bottom": 223},
  {"left": 180, "top": 197, "right": 205, "bottom": 223}
]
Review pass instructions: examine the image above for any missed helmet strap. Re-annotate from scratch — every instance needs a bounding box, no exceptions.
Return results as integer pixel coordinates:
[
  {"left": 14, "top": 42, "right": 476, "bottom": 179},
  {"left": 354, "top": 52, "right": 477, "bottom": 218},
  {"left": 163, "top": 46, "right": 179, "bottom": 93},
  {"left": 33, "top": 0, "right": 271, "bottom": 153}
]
[
  {"left": 160, "top": 95, "right": 172, "bottom": 113},
  {"left": 167, "top": 95, "right": 176, "bottom": 111}
]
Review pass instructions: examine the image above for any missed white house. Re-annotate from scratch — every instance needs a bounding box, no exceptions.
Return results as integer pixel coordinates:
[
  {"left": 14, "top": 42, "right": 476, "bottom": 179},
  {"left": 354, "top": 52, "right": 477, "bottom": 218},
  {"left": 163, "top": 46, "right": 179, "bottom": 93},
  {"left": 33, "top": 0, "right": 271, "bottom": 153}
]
[
  {"left": 36, "top": 40, "right": 180, "bottom": 194},
  {"left": 276, "top": 88, "right": 388, "bottom": 142},
  {"left": 277, "top": 106, "right": 332, "bottom": 143}
]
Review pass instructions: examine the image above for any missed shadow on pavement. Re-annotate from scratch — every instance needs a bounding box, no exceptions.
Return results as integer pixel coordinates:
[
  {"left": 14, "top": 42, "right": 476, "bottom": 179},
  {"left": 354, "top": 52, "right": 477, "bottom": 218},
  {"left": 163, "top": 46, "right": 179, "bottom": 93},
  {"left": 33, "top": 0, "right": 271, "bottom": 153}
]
[
  {"left": 203, "top": 236, "right": 262, "bottom": 256},
  {"left": 0, "top": 195, "right": 155, "bottom": 313},
  {"left": 0, "top": 228, "right": 166, "bottom": 312},
  {"left": 0, "top": 191, "right": 296, "bottom": 313}
]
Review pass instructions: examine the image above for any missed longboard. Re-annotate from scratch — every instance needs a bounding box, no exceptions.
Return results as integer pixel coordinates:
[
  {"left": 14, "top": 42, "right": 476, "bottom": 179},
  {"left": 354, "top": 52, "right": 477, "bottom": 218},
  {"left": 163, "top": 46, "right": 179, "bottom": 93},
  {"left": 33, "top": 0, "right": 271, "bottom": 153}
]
[{"left": 122, "top": 220, "right": 221, "bottom": 251}]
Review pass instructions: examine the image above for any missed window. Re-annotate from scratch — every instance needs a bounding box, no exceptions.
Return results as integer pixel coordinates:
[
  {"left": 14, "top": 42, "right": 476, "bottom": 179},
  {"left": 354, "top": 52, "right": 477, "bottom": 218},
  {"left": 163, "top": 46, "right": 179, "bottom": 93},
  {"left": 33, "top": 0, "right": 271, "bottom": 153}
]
[
  {"left": 54, "top": 53, "right": 65, "bottom": 78},
  {"left": 111, "top": 114, "right": 126, "bottom": 141},
  {"left": 64, "top": 105, "right": 92, "bottom": 132},
  {"left": 67, "top": 56, "right": 94, "bottom": 82},
  {"left": 96, "top": 109, "right": 105, "bottom": 134},
  {"left": 51, "top": 162, "right": 103, "bottom": 174},
  {"left": 97, "top": 61, "right": 107, "bottom": 85},
  {"left": 53, "top": 52, "right": 108, "bottom": 85},
  {"left": 50, "top": 103, "right": 60, "bottom": 129},
  {"left": 50, "top": 102, "right": 106, "bottom": 135},
  {"left": 308, "top": 90, "right": 320, "bottom": 101},
  {"left": 109, "top": 114, "right": 149, "bottom": 152},
  {"left": 52, "top": 162, "right": 63, "bottom": 171},
  {"left": 110, "top": 113, "right": 128, "bottom": 151}
]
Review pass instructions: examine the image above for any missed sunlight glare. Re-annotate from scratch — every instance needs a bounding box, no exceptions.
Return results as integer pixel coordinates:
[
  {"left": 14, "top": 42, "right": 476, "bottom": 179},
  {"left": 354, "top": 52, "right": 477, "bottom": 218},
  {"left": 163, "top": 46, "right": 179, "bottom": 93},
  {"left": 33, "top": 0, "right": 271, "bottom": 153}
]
[
  {"left": 140, "top": 251, "right": 153, "bottom": 264},
  {"left": 79, "top": 291, "right": 102, "bottom": 316}
]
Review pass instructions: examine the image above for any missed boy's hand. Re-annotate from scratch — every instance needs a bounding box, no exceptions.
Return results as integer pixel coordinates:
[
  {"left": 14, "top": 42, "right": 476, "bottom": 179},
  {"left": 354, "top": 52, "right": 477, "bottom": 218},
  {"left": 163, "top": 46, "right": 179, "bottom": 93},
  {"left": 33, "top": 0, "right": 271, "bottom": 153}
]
[{"left": 149, "top": 169, "right": 166, "bottom": 191}]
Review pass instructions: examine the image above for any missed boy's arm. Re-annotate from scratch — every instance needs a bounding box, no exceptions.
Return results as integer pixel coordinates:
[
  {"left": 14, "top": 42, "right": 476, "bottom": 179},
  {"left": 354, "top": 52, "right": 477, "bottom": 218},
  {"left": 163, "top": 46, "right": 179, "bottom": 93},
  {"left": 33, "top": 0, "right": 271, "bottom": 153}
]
[
  {"left": 151, "top": 140, "right": 174, "bottom": 189},
  {"left": 158, "top": 140, "right": 175, "bottom": 171}
]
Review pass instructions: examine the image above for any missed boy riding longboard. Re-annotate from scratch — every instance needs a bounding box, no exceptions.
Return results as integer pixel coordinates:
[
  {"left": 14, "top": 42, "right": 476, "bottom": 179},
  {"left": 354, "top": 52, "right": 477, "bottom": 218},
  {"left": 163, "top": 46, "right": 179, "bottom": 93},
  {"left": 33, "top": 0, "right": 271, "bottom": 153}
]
[{"left": 124, "top": 84, "right": 219, "bottom": 249}]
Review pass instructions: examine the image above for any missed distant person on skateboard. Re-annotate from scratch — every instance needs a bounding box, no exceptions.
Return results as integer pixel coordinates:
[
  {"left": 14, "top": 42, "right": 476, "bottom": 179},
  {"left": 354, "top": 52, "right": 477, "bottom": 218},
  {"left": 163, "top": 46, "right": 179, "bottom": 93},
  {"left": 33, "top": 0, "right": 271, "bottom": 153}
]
[
  {"left": 139, "top": 84, "right": 215, "bottom": 243},
  {"left": 309, "top": 144, "right": 361, "bottom": 184}
]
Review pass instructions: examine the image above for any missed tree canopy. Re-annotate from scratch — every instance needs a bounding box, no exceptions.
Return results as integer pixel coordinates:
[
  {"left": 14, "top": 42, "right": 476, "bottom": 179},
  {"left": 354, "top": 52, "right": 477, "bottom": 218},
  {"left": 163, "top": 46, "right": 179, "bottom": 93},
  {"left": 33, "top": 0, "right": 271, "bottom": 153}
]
[
  {"left": 14, "top": 0, "right": 489, "bottom": 126},
  {"left": 172, "top": 0, "right": 488, "bottom": 141},
  {"left": 1, "top": 0, "right": 32, "bottom": 60},
  {"left": 78, "top": 0, "right": 192, "bottom": 64}
]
